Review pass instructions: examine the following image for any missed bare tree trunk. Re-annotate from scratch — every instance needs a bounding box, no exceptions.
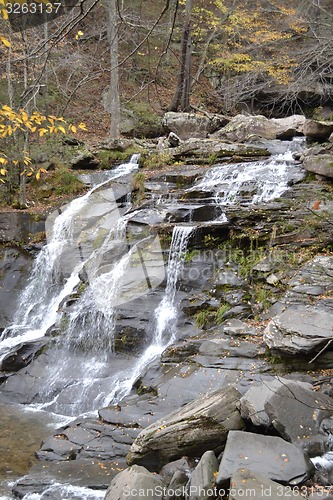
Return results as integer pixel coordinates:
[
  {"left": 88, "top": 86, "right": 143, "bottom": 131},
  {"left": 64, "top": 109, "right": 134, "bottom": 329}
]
[
  {"left": 169, "top": 0, "right": 192, "bottom": 112},
  {"left": 109, "top": 0, "right": 120, "bottom": 138}
]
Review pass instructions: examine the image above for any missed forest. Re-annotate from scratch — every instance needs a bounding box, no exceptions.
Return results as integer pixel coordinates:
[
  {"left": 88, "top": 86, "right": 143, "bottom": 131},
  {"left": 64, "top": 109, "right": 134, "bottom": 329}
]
[{"left": 0, "top": 0, "right": 333, "bottom": 206}]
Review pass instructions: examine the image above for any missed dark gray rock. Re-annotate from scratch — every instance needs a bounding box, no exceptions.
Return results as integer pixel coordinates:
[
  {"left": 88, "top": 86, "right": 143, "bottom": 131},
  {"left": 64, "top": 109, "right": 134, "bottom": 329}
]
[
  {"left": 13, "top": 459, "right": 126, "bottom": 499},
  {"left": 228, "top": 469, "right": 302, "bottom": 499},
  {"left": 264, "top": 304, "right": 333, "bottom": 355},
  {"left": 0, "top": 339, "right": 48, "bottom": 372},
  {"left": 303, "top": 155, "right": 333, "bottom": 179},
  {"left": 265, "top": 382, "right": 333, "bottom": 447},
  {"left": 223, "top": 319, "right": 255, "bottom": 337},
  {"left": 239, "top": 378, "right": 312, "bottom": 428},
  {"left": 216, "top": 431, "right": 314, "bottom": 487},
  {"left": 127, "top": 386, "right": 244, "bottom": 471},
  {"left": 0, "top": 213, "right": 45, "bottom": 244},
  {"left": 104, "top": 465, "right": 164, "bottom": 500},
  {"left": 186, "top": 450, "right": 218, "bottom": 500}
]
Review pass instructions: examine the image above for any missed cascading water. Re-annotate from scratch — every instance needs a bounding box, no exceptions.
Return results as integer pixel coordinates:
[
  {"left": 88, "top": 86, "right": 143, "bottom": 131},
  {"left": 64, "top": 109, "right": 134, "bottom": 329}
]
[
  {"left": 0, "top": 139, "right": 308, "bottom": 499},
  {"left": 0, "top": 156, "right": 140, "bottom": 358},
  {"left": 192, "top": 137, "right": 305, "bottom": 209}
]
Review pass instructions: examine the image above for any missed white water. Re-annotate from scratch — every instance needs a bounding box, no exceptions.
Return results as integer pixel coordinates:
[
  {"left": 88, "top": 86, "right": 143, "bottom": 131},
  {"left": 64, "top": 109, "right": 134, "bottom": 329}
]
[
  {"left": 0, "top": 156, "right": 140, "bottom": 364},
  {"left": 192, "top": 138, "right": 304, "bottom": 207},
  {"left": 20, "top": 484, "right": 105, "bottom": 500}
]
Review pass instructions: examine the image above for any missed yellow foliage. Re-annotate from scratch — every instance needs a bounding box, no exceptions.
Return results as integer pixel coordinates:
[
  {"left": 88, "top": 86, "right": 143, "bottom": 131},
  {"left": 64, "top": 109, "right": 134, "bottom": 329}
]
[{"left": 0, "top": 105, "right": 87, "bottom": 183}]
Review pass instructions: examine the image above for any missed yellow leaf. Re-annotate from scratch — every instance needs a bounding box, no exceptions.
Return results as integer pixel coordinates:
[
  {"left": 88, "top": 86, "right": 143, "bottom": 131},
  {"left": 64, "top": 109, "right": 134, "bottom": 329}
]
[
  {"left": 58, "top": 126, "right": 66, "bottom": 133},
  {"left": 0, "top": 157, "right": 7, "bottom": 164},
  {"left": 0, "top": 36, "right": 11, "bottom": 48},
  {"left": 39, "top": 168, "right": 47, "bottom": 173},
  {"left": 26, "top": 171, "right": 33, "bottom": 177},
  {"left": 78, "top": 122, "right": 87, "bottom": 131},
  {"left": 70, "top": 125, "right": 77, "bottom": 133},
  {"left": 36, "top": 172, "right": 41, "bottom": 180},
  {"left": 0, "top": 178, "right": 5, "bottom": 183},
  {"left": 39, "top": 128, "right": 48, "bottom": 137},
  {"left": 0, "top": 168, "right": 7, "bottom": 175}
]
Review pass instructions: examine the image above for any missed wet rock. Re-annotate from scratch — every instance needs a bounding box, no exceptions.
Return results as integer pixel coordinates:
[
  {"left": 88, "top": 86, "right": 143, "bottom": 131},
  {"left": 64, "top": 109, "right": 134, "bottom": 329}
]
[
  {"left": 239, "top": 378, "right": 312, "bottom": 428},
  {"left": 0, "top": 339, "right": 48, "bottom": 372},
  {"left": 228, "top": 469, "right": 301, "bottom": 499},
  {"left": 186, "top": 450, "right": 218, "bottom": 500},
  {"left": 264, "top": 304, "right": 333, "bottom": 355},
  {"left": 127, "top": 386, "right": 244, "bottom": 470},
  {"left": 13, "top": 459, "right": 123, "bottom": 498},
  {"left": 0, "top": 247, "right": 34, "bottom": 328},
  {"left": 304, "top": 120, "right": 333, "bottom": 141},
  {"left": 213, "top": 115, "right": 277, "bottom": 142},
  {"left": 104, "top": 465, "right": 164, "bottom": 500},
  {"left": 0, "top": 213, "right": 45, "bottom": 244},
  {"left": 216, "top": 431, "right": 314, "bottom": 487},
  {"left": 303, "top": 155, "right": 333, "bottom": 179}
]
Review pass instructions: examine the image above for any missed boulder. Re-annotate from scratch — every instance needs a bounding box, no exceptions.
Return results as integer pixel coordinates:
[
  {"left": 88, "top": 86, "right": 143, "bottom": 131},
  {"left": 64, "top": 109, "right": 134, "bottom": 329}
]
[
  {"left": 104, "top": 465, "right": 164, "bottom": 500},
  {"left": 212, "top": 115, "right": 277, "bottom": 142},
  {"left": 70, "top": 151, "right": 99, "bottom": 169},
  {"left": 186, "top": 450, "right": 219, "bottom": 500},
  {"left": 239, "top": 378, "right": 312, "bottom": 428},
  {"left": 163, "top": 112, "right": 221, "bottom": 140},
  {"left": 127, "top": 386, "right": 244, "bottom": 470},
  {"left": 264, "top": 381, "right": 333, "bottom": 445},
  {"left": 271, "top": 115, "right": 306, "bottom": 139},
  {"left": 216, "top": 431, "right": 314, "bottom": 487},
  {"left": 303, "top": 155, "right": 333, "bottom": 179},
  {"left": 263, "top": 304, "right": 333, "bottom": 355},
  {"left": 304, "top": 120, "right": 333, "bottom": 141},
  {"left": 228, "top": 469, "right": 302, "bottom": 499}
]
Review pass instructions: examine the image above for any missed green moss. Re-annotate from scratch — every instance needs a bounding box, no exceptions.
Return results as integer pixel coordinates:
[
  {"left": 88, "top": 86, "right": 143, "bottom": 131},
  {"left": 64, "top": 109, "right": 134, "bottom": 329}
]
[{"left": 140, "top": 151, "right": 173, "bottom": 169}]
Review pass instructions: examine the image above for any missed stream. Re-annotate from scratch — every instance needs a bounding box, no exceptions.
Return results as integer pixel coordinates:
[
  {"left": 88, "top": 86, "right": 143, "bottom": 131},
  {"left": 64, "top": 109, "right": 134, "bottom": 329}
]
[{"left": 0, "top": 139, "right": 308, "bottom": 498}]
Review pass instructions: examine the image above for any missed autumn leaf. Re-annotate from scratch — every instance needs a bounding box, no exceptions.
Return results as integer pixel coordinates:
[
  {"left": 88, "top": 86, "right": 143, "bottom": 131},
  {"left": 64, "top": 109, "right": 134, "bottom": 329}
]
[{"left": 0, "top": 36, "right": 11, "bottom": 48}]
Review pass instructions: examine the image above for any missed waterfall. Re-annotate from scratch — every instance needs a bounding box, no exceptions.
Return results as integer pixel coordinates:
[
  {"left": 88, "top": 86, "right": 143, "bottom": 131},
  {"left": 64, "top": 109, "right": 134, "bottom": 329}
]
[
  {"left": 192, "top": 138, "right": 304, "bottom": 207},
  {"left": 0, "top": 155, "right": 140, "bottom": 362},
  {"left": 97, "top": 225, "right": 194, "bottom": 406}
]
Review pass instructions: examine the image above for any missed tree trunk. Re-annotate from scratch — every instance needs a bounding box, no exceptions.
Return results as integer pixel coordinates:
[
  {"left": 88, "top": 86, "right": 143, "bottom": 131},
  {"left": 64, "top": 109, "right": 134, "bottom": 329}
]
[
  {"left": 168, "top": 0, "right": 192, "bottom": 112},
  {"left": 109, "top": 0, "right": 120, "bottom": 138}
]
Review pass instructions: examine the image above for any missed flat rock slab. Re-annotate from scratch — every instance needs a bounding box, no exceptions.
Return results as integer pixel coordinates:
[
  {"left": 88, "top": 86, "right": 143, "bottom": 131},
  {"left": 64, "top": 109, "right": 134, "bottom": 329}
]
[
  {"left": 239, "top": 377, "right": 312, "bottom": 428},
  {"left": 12, "top": 459, "right": 122, "bottom": 498},
  {"left": 216, "top": 431, "right": 314, "bottom": 487},
  {"left": 264, "top": 304, "right": 333, "bottom": 355},
  {"left": 127, "top": 386, "right": 244, "bottom": 471},
  {"left": 265, "top": 381, "right": 333, "bottom": 444},
  {"left": 228, "top": 469, "right": 302, "bottom": 499}
]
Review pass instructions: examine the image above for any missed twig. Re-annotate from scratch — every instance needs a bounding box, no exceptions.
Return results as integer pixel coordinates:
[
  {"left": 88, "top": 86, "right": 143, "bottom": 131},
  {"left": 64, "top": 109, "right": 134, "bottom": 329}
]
[{"left": 309, "top": 338, "right": 333, "bottom": 364}]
